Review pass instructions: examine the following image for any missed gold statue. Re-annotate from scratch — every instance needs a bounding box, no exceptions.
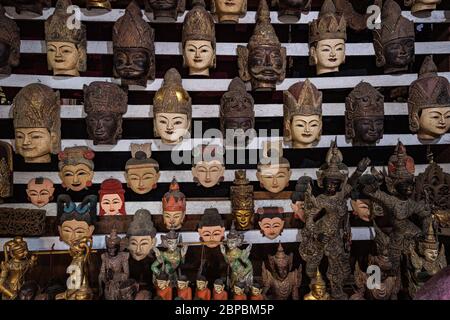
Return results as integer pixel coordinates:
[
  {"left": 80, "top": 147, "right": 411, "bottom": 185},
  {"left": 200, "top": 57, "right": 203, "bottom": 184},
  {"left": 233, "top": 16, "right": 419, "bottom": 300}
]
[
  {"left": 56, "top": 236, "right": 94, "bottom": 300},
  {"left": 304, "top": 269, "right": 330, "bottom": 300},
  {"left": 0, "top": 237, "right": 37, "bottom": 300}
]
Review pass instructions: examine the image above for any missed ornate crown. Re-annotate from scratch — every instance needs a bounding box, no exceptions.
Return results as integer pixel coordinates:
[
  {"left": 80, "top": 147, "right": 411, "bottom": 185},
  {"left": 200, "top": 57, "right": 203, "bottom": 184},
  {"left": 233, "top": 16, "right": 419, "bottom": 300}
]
[
  {"left": 45, "top": 0, "right": 86, "bottom": 45},
  {"left": 283, "top": 79, "right": 322, "bottom": 120},
  {"left": 162, "top": 178, "right": 186, "bottom": 212},
  {"left": 408, "top": 56, "right": 450, "bottom": 132},
  {"left": 249, "top": 0, "right": 281, "bottom": 48},
  {"left": 182, "top": 0, "right": 215, "bottom": 48},
  {"left": 84, "top": 82, "right": 128, "bottom": 115},
  {"left": 378, "top": 0, "right": 414, "bottom": 45},
  {"left": 419, "top": 221, "right": 439, "bottom": 252},
  {"left": 309, "top": 0, "right": 346, "bottom": 44},
  {"left": 113, "top": 1, "right": 155, "bottom": 52},
  {"left": 58, "top": 146, "right": 95, "bottom": 171},
  {"left": 387, "top": 141, "right": 415, "bottom": 181},
  {"left": 153, "top": 68, "right": 192, "bottom": 117},
  {"left": 316, "top": 139, "right": 348, "bottom": 187}
]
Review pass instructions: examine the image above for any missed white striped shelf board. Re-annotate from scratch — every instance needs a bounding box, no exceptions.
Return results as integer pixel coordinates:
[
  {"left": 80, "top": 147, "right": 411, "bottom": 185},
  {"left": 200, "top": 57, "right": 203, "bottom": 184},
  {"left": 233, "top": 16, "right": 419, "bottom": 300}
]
[
  {"left": 0, "top": 227, "right": 375, "bottom": 251},
  {"left": 4, "top": 7, "right": 449, "bottom": 24},
  {"left": 1, "top": 73, "right": 450, "bottom": 91},
  {"left": 0, "top": 103, "right": 410, "bottom": 118},
  {"left": 19, "top": 40, "right": 450, "bottom": 56}
]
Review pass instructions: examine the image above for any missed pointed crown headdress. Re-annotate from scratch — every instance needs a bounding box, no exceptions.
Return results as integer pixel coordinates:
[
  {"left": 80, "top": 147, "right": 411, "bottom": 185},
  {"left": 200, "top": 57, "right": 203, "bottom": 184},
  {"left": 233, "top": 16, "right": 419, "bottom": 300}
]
[
  {"left": 162, "top": 178, "right": 186, "bottom": 212},
  {"left": 182, "top": 0, "right": 215, "bottom": 48},
  {"left": 249, "top": 0, "right": 281, "bottom": 48},
  {"left": 309, "top": 0, "right": 346, "bottom": 44}
]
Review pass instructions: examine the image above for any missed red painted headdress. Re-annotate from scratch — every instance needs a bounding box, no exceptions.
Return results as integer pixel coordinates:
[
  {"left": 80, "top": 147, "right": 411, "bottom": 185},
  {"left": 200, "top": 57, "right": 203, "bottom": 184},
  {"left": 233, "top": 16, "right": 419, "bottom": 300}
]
[
  {"left": 162, "top": 178, "right": 186, "bottom": 212},
  {"left": 98, "top": 178, "right": 126, "bottom": 215}
]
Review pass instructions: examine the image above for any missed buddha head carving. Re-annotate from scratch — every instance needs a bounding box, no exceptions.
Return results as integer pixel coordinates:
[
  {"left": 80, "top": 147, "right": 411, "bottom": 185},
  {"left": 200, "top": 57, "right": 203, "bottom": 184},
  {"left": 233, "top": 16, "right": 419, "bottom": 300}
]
[
  {"left": 237, "top": 0, "right": 286, "bottom": 91},
  {"left": 162, "top": 178, "right": 186, "bottom": 230},
  {"left": 83, "top": 82, "right": 128, "bottom": 145},
  {"left": 12, "top": 84, "right": 61, "bottom": 163},
  {"left": 113, "top": 1, "right": 155, "bottom": 87},
  {"left": 26, "top": 177, "right": 55, "bottom": 208},
  {"left": 0, "top": 141, "right": 13, "bottom": 201},
  {"left": 309, "top": 0, "right": 347, "bottom": 75},
  {"left": 145, "top": 0, "right": 185, "bottom": 21},
  {"left": 125, "top": 143, "right": 160, "bottom": 194},
  {"left": 230, "top": 170, "right": 254, "bottom": 230},
  {"left": 257, "top": 141, "right": 291, "bottom": 194},
  {"left": 182, "top": 0, "right": 216, "bottom": 76},
  {"left": 273, "top": 0, "right": 311, "bottom": 23},
  {"left": 220, "top": 78, "right": 255, "bottom": 146},
  {"left": 57, "top": 194, "right": 97, "bottom": 246},
  {"left": 0, "top": 5, "right": 20, "bottom": 76},
  {"left": 374, "top": 0, "right": 415, "bottom": 74},
  {"left": 345, "top": 82, "right": 385, "bottom": 146},
  {"left": 192, "top": 144, "right": 225, "bottom": 188},
  {"left": 408, "top": 56, "right": 450, "bottom": 142},
  {"left": 45, "top": 0, "right": 87, "bottom": 77},
  {"left": 86, "top": 0, "right": 114, "bottom": 10},
  {"left": 12, "top": 0, "right": 51, "bottom": 15},
  {"left": 99, "top": 178, "right": 126, "bottom": 216},
  {"left": 405, "top": 0, "right": 441, "bottom": 13},
  {"left": 316, "top": 140, "right": 348, "bottom": 196},
  {"left": 153, "top": 68, "right": 192, "bottom": 144},
  {"left": 58, "top": 146, "right": 95, "bottom": 192},
  {"left": 283, "top": 79, "right": 322, "bottom": 148},
  {"left": 290, "top": 176, "right": 313, "bottom": 222},
  {"left": 127, "top": 209, "right": 157, "bottom": 261},
  {"left": 197, "top": 208, "right": 225, "bottom": 248},
  {"left": 257, "top": 207, "right": 285, "bottom": 240},
  {"left": 386, "top": 141, "right": 415, "bottom": 197},
  {"left": 211, "top": 0, "right": 247, "bottom": 23}
]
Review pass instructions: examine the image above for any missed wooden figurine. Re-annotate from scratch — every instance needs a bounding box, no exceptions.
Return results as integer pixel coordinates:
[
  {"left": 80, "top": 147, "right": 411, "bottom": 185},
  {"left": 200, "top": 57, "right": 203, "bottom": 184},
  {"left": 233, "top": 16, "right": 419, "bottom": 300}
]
[
  {"left": 12, "top": 84, "right": 61, "bottom": 163},
  {"left": 262, "top": 243, "right": 301, "bottom": 300},
  {"left": 304, "top": 269, "right": 330, "bottom": 300},
  {"left": 125, "top": 143, "right": 160, "bottom": 194},
  {"left": 257, "top": 207, "right": 285, "bottom": 240},
  {"left": 58, "top": 146, "right": 95, "bottom": 192},
  {"left": 283, "top": 79, "right": 323, "bottom": 148},
  {"left": 250, "top": 282, "right": 265, "bottom": 300},
  {"left": 45, "top": 0, "right": 87, "bottom": 77},
  {"left": 99, "top": 229, "right": 130, "bottom": 300},
  {"left": 232, "top": 282, "right": 247, "bottom": 300},
  {"left": 182, "top": 0, "right": 216, "bottom": 76},
  {"left": 99, "top": 178, "right": 126, "bottom": 216},
  {"left": 256, "top": 141, "right": 291, "bottom": 194},
  {"left": 197, "top": 208, "right": 225, "bottom": 248},
  {"left": 0, "top": 237, "right": 37, "bottom": 300},
  {"left": 155, "top": 273, "right": 172, "bottom": 300},
  {"left": 195, "top": 276, "right": 211, "bottom": 300},
  {"left": 308, "top": 0, "right": 347, "bottom": 75},
  {"left": 176, "top": 275, "right": 192, "bottom": 300},
  {"left": 127, "top": 209, "right": 157, "bottom": 262},
  {"left": 408, "top": 56, "right": 450, "bottom": 142},
  {"left": 119, "top": 279, "right": 151, "bottom": 300},
  {"left": 145, "top": 0, "right": 185, "bottom": 21},
  {"left": 373, "top": 0, "right": 415, "bottom": 74},
  {"left": 212, "top": 279, "right": 228, "bottom": 300},
  {"left": 0, "top": 5, "right": 20, "bottom": 76},
  {"left": 0, "top": 141, "right": 13, "bottom": 202},
  {"left": 272, "top": 0, "right": 310, "bottom": 23},
  {"left": 237, "top": 0, "right": 286, "bottom": 91},
  {"left": 230, "top": 170, "right": 254, "bottom": 230},
  {"left": 290, "top": 176, "right": 313, "bottom": 222},
  {"left": 350, "top": 174, "right": 384, "bottom": 222},
  {"left": 113, "top": 1, "right": 155, "bottom": 87},
  {"left": 211, "top": 0, "right": 247, "bottom": 23},
  {"left": 162, "top": 178, "right": 187, "bottom": 230},
  {"left": 26, "top": 177, "right": 55, "bottom": 208},
  {"left": 192, "top": 144, "right": 225, "bottom": 188}
]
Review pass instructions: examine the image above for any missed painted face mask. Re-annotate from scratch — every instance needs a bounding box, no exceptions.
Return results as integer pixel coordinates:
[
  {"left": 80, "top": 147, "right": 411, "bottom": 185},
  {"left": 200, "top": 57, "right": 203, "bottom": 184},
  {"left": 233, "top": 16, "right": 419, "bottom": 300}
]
[
  {"left": 99, "top": 178, "right": 126, "bottom": 216},
  {"left": 127, "top": 209, "right": 157, "bottom": 261},
  {"left": 162, "top": 178, "right": 187, "bottom": 230},
  {"left": 26, "top": 177, "right": 55, "bottom": 208},
  {"left": 192, "top": 144, "right": 225, "bottom": 188},
  {"left": 197, "top": 208, "right": 225, "bottom": 248},
  {"left": 257, "top": 141, "right": 291, "bottom": 194},
  {"left": 58, "top": 146, "right": 95, "bottom": 192},
  {"left": 125, "top": 143, "right": 160, "bottom": 195},
  {"left": 257, "top": 207, "right": 285, "bottom": 240},
  {"left": 211, "top": 0, "right": 247, "bottom": 23}
]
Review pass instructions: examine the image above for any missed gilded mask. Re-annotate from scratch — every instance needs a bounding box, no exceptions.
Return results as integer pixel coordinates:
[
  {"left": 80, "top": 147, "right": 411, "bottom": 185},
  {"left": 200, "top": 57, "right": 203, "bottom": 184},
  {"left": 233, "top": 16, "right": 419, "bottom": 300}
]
[
  {"left": 86, "top": 0, "right": 114, "bottom": 10},
  {"left": 162, "top": 178, "right": 186, "bottom": 230},
  {"left": 145, "top": 0, "right": 185, "bottom": 21},
  {"left": 237, "top": 0, "right": 286, "bottom": 91},
  {"left": 211, "top": 0, "right": 247, "bottom": 23},
  {"left": 408, "top": 56, "right": 450, "bottom": 142},
  {"left": 113, "top": 1, "right": 155, "bottom": 87},
  {"left": 125, "top": 143, "right": 160, "bottom": 194},
  {"left": 405, "top": 0, "right": 441, "bottom": 13},
  {"left": 127, "top": 209, "right": 157, "bottom": 261},
  {"left": 153, "top": 68, "right": 192, "bottom": 144},
  {"left": 83, "top": 82, "right": 128, "bottom": 145},
  {"left": 257, "top": 141, "right": 291, "bottom": 194},
  {"left": 290, "top": 176, "right": 313, "bottom": 222},
  {"left": 273, "top": 0, "right": 311, "bottom": 23},
  {"left": 26, "top": 177, "right": 55, "bottom": 208},
  {"left": 99, "top": 178, "right": 126, "bottom": 216},
  {"left": 197, "top": 208, "right": 225, "bottom": 248},
  {"left": 0, "top": 5, "right": 20, "bottom": 76},
  {"left": 182, "top": 0, "right": 216, "bottom": 76},
  {"left": 57, "top": 195, "right": 97, "bottom": 246},
  {"left": 374, "top": 0, "right": 415, "bottom": 74},
  {"left": 0, "top": 141, "right": 13, "bottom": 200},
  {"left": 283, "top": 79, "right": 322, "bottom": 148},
  {"left": 230, "top": 170, "right": 254, "bottom": 230},
  {"left": 45, "top": 0, "right": 87, "bottom": 77},
  {"left": 11, "top": 0, "right": 50, "bottom": 15},
  {"left": 220, "top": 77, "right": 255, "bottom": 146},
  {"left": 309, "top": 0, "right": 347, "bottom": 75},
  {"left": 192, "top": 144, "right": 225, "bottom": 188},
  {"left": 345, "top": 82, "right": 384, "bottom": 146},
  {"left": 257, "top": 207, "right": 285, "bottom": 240},
  {"left": 58, "top": 146, "right": 95, "bottom": 192},
  {"left": 12, "top": 83, "right": 61, "bottom": 163}
]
